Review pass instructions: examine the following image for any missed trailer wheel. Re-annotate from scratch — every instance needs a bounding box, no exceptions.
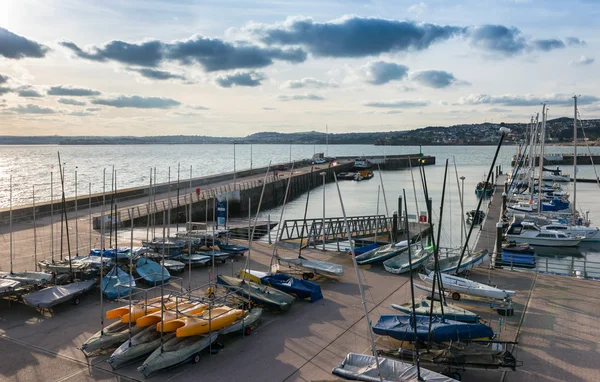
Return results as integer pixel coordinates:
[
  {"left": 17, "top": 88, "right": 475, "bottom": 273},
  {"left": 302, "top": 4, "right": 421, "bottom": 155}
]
[
  {"left": 221, "top": 259, "right": 227, "bottom": 264},
  {"left": 192, "top": 353, "right": 201, "bottom": 364},
  {"left": 245, "top": 327, "right": 253, "bottom": 336},
  {"left": 302, "top": 273, "right": 310, "bottom": 280},
  {"left": 451, "top": 372, "right": 462, "bottom": 381},
  {"left": 464, "top": 270, "right": 471, "bottom": 277},
  {"left": 73, "top": 297, "right": 81, "bottom": 305},
  {"left": 451, "top": 292, "right": 461, "bottom": 301},
  {"left": 308, "top": 272, "right": 315, "bottom": 279}
]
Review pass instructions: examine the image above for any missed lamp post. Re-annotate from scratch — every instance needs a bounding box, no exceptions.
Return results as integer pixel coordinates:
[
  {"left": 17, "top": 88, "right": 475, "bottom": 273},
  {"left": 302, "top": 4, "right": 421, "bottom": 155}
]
[
  {"left": 320, "top": 171, "right": 326, "bottom": 251},
  {"left": 233, "top": 142, "right": 237, "bottom": 190},
  {"left": 460, "top": 176, "right": 465, "bottom": 247}
]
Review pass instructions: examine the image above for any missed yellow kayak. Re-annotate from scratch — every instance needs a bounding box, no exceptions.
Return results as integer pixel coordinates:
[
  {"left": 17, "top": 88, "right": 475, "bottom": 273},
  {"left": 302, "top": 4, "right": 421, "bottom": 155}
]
[
  {"left": 106, "top": 296, "right": 166, "bottom": 321},
  {"left": 157, "top": 304, "right": 210, "bottom": 333},
  {"left": 175, "top": 307, "right": 244, "bottom": 337},
  {"left": 135, "top": 302, "right": 199, "bottom": 327}
]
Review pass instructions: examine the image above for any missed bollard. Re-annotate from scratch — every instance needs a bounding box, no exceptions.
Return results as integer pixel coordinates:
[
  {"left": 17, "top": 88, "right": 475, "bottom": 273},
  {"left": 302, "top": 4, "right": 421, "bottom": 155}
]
[
  {"left": 502, "top": 192, "right": 507, "bottom": 216},
  {"left": 398, "top": 196, "right": 403, "bottom": 225},
  {"left": 391, "top": 211, "right": 398, "bottom": 243}
]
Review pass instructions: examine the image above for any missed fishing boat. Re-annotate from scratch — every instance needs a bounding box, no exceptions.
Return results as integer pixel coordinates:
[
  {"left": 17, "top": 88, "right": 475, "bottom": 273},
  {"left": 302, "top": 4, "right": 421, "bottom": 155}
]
[
  {"left": 332, "top": 352, "right": 455, "bottom": 382},
  {"left": 177, "top": 253, "right": 212, "bottom": 266},
  {"left": 475, "top": 181, "right": 494, "bottom": 198},
  {"left": 505, "top": 221, "right": 582, "bottom": 247},
  {"left": 80, "top": 320, "right": 145, "bottom": 355},
  {"left": 372, "top": 314, "right": 494, "bottom": 343},
  {"left": 383, "top": 245, "right": 433, "bottom": 274},
  {"left": 138, "top": 332, "right": 218, "bottom": 377},
  {"left": 216, "top": 274, "right": 295, "bottom": 311},
  {"left": 260, "top": 273, "right": 323, "bottom": 302},
  {"left": 220, "top": 308, "right": 263, "bottom": 336},
  {"left": 136, "top": 257, "right": 171, "bottom": 285},
  {"left": 355, "top": 242, "right": 409, "bottom": 265},
  {"left": 107, "top": 326, "right": 176, "bottom": 369},
  {"left": 102, "top": 266, "right": 136, "bottom": 299},
  {"left": 391, "top": 300, "right": 479, "bottom": 323},
  {"left": 424, "top": 250, "right": 488, "bottom": 274},
  {"left": 23, "top": 280, "right": 96, "bottom": 309},
  {"left": 276, "top": 256, "right": 344, "bottom": 279},
  {"left": 0, "top": 271, "right": 53, "bottom": 286},
  {"left": 419, "top": 272, "right": 515, "bottom": 300}
]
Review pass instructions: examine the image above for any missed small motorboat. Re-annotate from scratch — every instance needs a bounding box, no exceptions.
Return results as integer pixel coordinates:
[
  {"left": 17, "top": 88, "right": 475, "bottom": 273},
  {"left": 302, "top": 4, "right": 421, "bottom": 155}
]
[
  {"left": 217, "top": 274, "right": 295, "bottom": 311},
  {"left": 475, "top": 181, "right": 494, "bottom": 198},
  {"left": 466, "top": 210, "right": 486, "bottom": 226},
  {"left": 391, "top": 300, "right": 480, "bottom": 323},
  {"left": 136, "top": 257, "right": 171, "bottom": 285},
  {"left": 502, "top": 242, "right": 535, "bottom": 254},
  {"left": 505, "top": 221, "right": 582, "bottom": 247}
]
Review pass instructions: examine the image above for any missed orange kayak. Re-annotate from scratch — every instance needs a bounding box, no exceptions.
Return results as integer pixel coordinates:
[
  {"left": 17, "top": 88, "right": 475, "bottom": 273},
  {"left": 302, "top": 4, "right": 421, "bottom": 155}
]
[
  {"left": 136, "top": 302, "right": 199, "bottom": 327},
  {"left": 106, "top": 296, "right": 165, "bottom": 321},
  {"left": 175, "top": 307, "right": 244, "bottom": 337},
  {"left": 157, "top": 304, "right": 209, "bottom": 333}
]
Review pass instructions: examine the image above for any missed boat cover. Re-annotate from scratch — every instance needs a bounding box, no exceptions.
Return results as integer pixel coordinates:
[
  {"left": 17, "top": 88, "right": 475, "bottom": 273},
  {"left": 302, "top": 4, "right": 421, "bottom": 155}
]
[
  {"left": 332, "top": 353, "right": 454, "bottom": 382},
  {"left": 162, "top": 260, "right": 185, "bottom": 272},
  {"left": 108, "top": 326, "right": 176, "bottom": 369},
  {"left": 346, "top": 243, "right": 379, "bottom": 255},
  {"left": 278, "top": 257, "right": 344, "bottom": 277},
  {"left": 218, "top": 243, "right": 249, "bottom": 254},
  {"left": 90, "top": 247, "right": 131, "bottom": 259},
  {"left": 383, "top": 245, "right": 433, "bottom": 274},
  {"left": 23, "top": 280, "right": 96, "bottom": 308},
  {"left": 216, "top": 274, "right": 295, "bottom": 311},
  {"left": 0, "top": 271, "right": 53, "bottom": 286},
  {"left": 178, "top": 253, "right": 211, "bottom": 265},
  {"left": 220, "top": 308, "right": 263, "bottom": 335},
  {"left": 138, "top": 332, "right": 218, "bottom": 377},
  {"left": 372, "top": 315, "right": 494, "bottom": 342},
  {"left": 102, "top": 266, "right": 136, "bottom": 299},
  {"left": 80, "top": 320, "right": 145, "bottom": 354},
  {"left": 425, "top": 250, "right": 488, "bottom": 274},
  {"left": 356, "top": 244, "right": 408, "bottom": 265},
  {"left": 136, "top": 258, "right": 171, "bottom": 284},
  {"left": 260, "top": 273, "right": 323, "bottom": 302},
  {"left": 0, "top": 279, "right": 21, "bottom": 295},
  {"left": 391, "top": 301, "right": 480, "bottom": 323}
]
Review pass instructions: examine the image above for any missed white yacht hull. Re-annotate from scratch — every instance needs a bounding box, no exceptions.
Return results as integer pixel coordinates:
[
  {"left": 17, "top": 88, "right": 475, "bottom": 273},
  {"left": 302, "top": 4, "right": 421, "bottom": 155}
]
[{"left": 505, "top": 235, "right": 581, "bottom": 247}]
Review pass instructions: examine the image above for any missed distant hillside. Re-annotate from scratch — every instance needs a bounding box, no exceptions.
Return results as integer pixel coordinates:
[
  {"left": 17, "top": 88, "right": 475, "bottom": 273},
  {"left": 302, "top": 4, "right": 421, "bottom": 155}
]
[{"left": 2, "top": 117, "right": 599, "bottom": 145}]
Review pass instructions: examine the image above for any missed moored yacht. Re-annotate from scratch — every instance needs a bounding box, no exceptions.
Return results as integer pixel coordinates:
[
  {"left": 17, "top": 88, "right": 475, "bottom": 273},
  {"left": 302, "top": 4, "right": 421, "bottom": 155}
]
[{"left": 505, "top": 221, "right": 582, "bottom": 247}]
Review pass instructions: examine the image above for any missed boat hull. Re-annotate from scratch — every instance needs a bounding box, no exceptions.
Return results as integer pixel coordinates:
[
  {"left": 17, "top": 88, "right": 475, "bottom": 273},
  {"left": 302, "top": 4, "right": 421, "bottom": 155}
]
[{"left": 505, "top": 235, "right": 581, "bottom": 247}]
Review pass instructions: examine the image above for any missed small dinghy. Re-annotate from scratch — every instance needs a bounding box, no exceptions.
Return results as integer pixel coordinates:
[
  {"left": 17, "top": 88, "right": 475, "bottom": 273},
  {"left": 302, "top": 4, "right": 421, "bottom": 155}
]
[
  {"left": 345, "top": 242, "right": 379, "bottom": 255},
  {"left": 391, "top": 300, "right": 480, "bottom": 323},
  {"left": 356, "top": 242, "right": 408, "bottom": 265},
  {"left": 90, "top": 247, "right": 131, "bottom": 259},
  {"left": 383, "top": 245, "right": 433, "bottom": 274},
  {"left": 80, "top": 320, "right": 145, "bottom": 355},
  {"left": 138, "top": 332, "right": 218, "bottom": 377},
  {"left": 217, "top": 274, "right": 295, "bottom": 311},
  {"left": 0, "top": 271, "right": 53, "bottom": 286},
  {"left": 425, "top": 250, "right": 488, "bottom": 274},
  {"left": 38, "top": 259, "right": 89, "bottom": 274},
  {"left": 177, "top": 253, "right": 212, "bottom": 266},
  {"left": 107, "top": 326, "right": 176, "bottom": 369},
  {"left": 419, "top": 272, "right": 515, "bottom": 300},
  {"left": 332, "top": 352, "right": 455, "bottom": 382},
  {"left": 372, "top": 315, "right": 494, "bottom": 343},
  {"left": 102, "top": 266, "right": 136, "bottom": 299},
  {"left": 136, "top": 257, "right": 171, "bottom": 285},
  {"left": 500, "top": 251, "right": 536, "bottom": 268},
  {"left": 502, "top": 242, "right": 535, "bottom": 255},
  {"left": 220, "top": 308, "right": 263, "bottom": 335},
  {"left": 260, "top": 273, "right": 323, "bottom": 302},
  {"left": 69, "top": 255, "right": 112, "bottom": 270},
  {"left": 217, "top": 242, "right": 249, "bottom": 255},
  {"left": 0, "top": 279, "right": 21, "bottom": 296},
  {"left": 23, "top": 280, "right": 96, "bottom": 309},
  {"left": 195, "top": 250, "right": 232, "bottom": 264},
  {"left": 277, "top": 256, "right": 344, "bottom": 279},
  {"left": 162, "top": 259, "right": 185, "bottom": 273}
]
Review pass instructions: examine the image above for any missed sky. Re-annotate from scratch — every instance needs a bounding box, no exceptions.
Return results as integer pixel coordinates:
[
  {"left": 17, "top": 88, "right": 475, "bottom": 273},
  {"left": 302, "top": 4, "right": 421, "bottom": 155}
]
[{"left": 0, "top": 0, "right": 598, "bottom": 137}]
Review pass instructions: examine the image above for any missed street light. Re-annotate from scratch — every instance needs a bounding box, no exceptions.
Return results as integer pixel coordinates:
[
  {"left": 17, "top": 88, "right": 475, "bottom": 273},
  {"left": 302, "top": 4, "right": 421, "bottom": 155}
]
[
  {"left": 320, "top": 171, "right": 326, "bottom": 251},
  {"left": 460, "top": 176, "right": 466, "bottom": 247}
]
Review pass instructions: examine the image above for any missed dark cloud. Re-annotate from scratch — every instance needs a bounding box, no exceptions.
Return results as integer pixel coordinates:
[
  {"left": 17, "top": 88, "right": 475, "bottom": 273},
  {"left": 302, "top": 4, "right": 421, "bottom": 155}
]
[
  {"left": 277, "top": 94, "right": 325, "bottom": 101},
  {"left": 412, "top": 70, "right": 458, "bottom": 88},
  {"left": 360, "top": 61, "right": 408, "bottom": 85},
  {"left": 0, "top": 86, "right": 14, "bottom": 95},
  {"left": 282, "top": 77, "right": 338, "bottom": 89},
  {"left": 47, "top": 85, "right": 102, "bottom": 96},
  {"left": 531, "top": 39, "right": 565, "bottom": 52},
  {"left": 57, "top": 98, "right": 87, "bottom": 106},
  {"left": 458, "top": 93, "right": 600, "bottom": 106},
  {"left": 363, "top": 99, "right": 429, "bottom": 108},
  {"left": 566, "top": 37, "right": 586, "bottom": 46},
  {"left": 215, "top": 71, "right": 265, "bottom": 87},
  {"left": 126, "top": 67, "right": 186, "bottom": 80},
  {"left": 189, "top": 105, "right": 209, "bottom": 110},
  {"left": 8, "top": 104, "right": 58, "bottom": 114},
  {"left": 250, "top": 16, "right": 461, "bottom": 57},
  {"left": 0, "top": 27, "right": 49, "bottom": 59},
  {"left": 61, "top": 35, "right": 307, "bottom": 72},
  {"left": 17, "top": 88, "right": 43, "bottom": 97},
  {"left": 465, "top": 25, "right": 527, "bottom": 55},
  {"left": 84, "top": 107, "right": 101, "bottom": 112},
  {"left": 68, "top": 110, "right": 96, "bottom": 116},
  {"left": 0, "top": 74, "right": 9, "bottom": 84},
  {"left": 91, "top": 95, "right": 181, "bottom": 109}
]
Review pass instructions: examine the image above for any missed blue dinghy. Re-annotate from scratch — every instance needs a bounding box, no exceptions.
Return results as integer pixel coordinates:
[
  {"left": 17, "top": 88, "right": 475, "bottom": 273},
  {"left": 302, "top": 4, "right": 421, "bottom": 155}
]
[
  {"left": 102, "top": 266, "right": 135, "bottom": 299},
  {"left": 345, "top": 243, "right": 379, "bottom": 255},
  {"left": 260, "top": 273, "right": 323, "bottom": 302},
  {"left": 217, "top": 243, "right": 249, "bottom": 255},
  {"left": 136, "top": 258, "right": 170, "bottom": 285},
  {"left": 372, "top": 315, "right": 493, "bottom": 343},
  {"left": 90, "top": 247, "right": 131, "bottom": 259}
]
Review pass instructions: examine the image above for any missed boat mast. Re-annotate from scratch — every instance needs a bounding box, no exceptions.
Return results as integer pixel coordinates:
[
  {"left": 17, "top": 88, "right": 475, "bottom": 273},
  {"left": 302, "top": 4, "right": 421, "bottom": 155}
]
[
  {"left": 88, "top": 183, "right": 92, "bottom": 254},
  {"left": 100, "top": 168, "right": 106, "bottom": 335},
  {"left": 269, "top": 163, "right": 295, "bottom": 270},
  {"left": 408, "top": 159, "right": 424, "bottom": 247},
  {"left": 128, "top": 208, "right": 134, "bottom": 346},
  {"left": 573, "top": 95, "right": 578, "bottom": 223},
  {"left": 167, "top": 167, "right": 171, "bottom": 238},
  {"left": 57, "top": 153, "right": 73, "bottom": 281},
  {"left": 33, "top": 185, "right": 37, "bottom": 268},
  {"left": 146, "top": 168, "right": 152, "bottom": 243},
  {"left": 51, "top": 171, "right": 54, "bottom": 263},
  {"left": 333, "top": 173, "right": 383, "bottom": 382},
  {"left": 375, "top": 185, "right": 380, "bottom": 245},
  {"left": 109, "top": 165, "right": 115, "bottom": 249},
  {"left": 527, "top": 115, "right": 538, "bottom": 205},
  {"left": 297, "top": 166, "right": 314, "bottom": 258},
  {"left": 9, "top": 175, "right": 13, "bottom": 274},
  {"left": 75, "top": 167, "right": 78, "bottom": 256},
  {"left": 537, "top": 104, "right": 547, "bottom": 214},
  {"left": 176, "top": 163, "right": 180, "bottom": 234}
]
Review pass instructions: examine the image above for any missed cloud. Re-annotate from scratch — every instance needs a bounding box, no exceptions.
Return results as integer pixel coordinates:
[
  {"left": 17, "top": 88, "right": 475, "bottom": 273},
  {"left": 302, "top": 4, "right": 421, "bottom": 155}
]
[
  {"left": 277, "top": 93, "right": 325, "bottom": 101},
  {"left": 465, "top": 25, "right": 527, "bottom": 55},
  {"left": 171, "top": 111, "right": 204, "bottom": 117},
  {"left": 0, "top": 27, "right": 50, "bottom": 59},
  {"left": 486, "top": 107, "right": 512, "bottom": 113},
  {"left": 263, "top": 107, "right": 276, "bottom": 110},
  {"left": 58, "top": 97, "right": 87, "bottom": 106},
  {"left": 47, "top": 85, "right": 102, "bottom": 96},
  {"left": 358, "top": 61, "right": 409, "bottom": 85},
  {"left": 281, "top": 77, "right": 338, "bottom": 89},
  {"left": 91, "top": 95, "right": 181, "bottom": 109},
  {"left": 68, "top": 110, "right": 96, "bottom": 117},
  {"left": 61, "top": 35, "right": 307, "bottom": 72},
  {"left": 411, "top": 70, "right": 462, "bottom": 88},
  {"left": 569, "top": 56, "right": 594, "bottom": 66},
  {"left": 363, "top": 99, "right": 430, "bottom": 108},
  {"left": 8, "top": 104, "right": 58, "bottom": 114},
  {"left": 530, "top": 38, "right": 565, "bottom": 52},
  {"left": 248, "top": 16, "right": 461, "bottom": 58},
  {"left": 84, "top": 107, "right": 101, "bottom": 112},
  {"left": 566, "top": 37, "right": 586, "bottom": 46},
  {"left": 126, "top": 67, "right": 186, "bottom": 80},
  {"left": 457, "top": 93, "right": 600, "bottom": 106},
  {"left": 0, "top": 87, "right": 12, "bottom": 95},
  {"left": 16, "top": 87, "right": 43, "bottom": 97},
  {"left": 189, "top": 105, "right": 209, "bottom": 110},
  {"left": 0, "top": 74, "right": 9, "bottom": 84},
  {"left": 408, "top": 2, "right": 428, "bottom": 16},
  {"left": 215, "top": 71, "right": 265, "bottom": 87}
]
